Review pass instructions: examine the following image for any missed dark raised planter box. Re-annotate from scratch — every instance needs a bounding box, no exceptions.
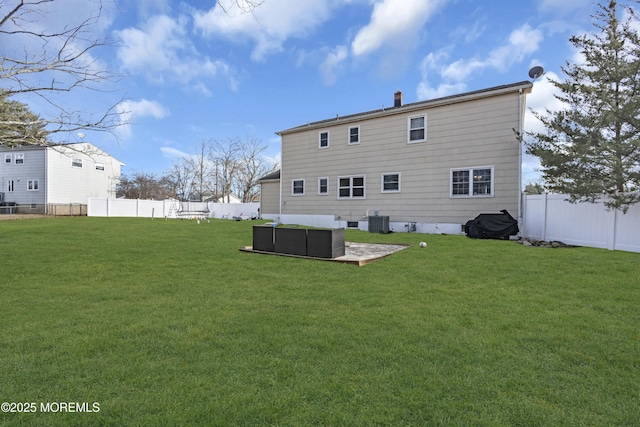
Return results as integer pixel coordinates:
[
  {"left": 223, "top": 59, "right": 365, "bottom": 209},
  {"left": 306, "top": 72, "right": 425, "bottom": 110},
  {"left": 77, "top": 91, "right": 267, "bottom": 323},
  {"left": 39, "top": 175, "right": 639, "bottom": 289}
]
[
  {"left": 252, "top": 226, "right": 274, "bottom": 252},
  {"left": 307, "top": 228, "right": 345, "bottom": 258},
  {"left": 274, "top": 227, "right": 308, "bottom": 256},
  {"left": 254, "top": 226, "right": 346, "bottom": 259}
]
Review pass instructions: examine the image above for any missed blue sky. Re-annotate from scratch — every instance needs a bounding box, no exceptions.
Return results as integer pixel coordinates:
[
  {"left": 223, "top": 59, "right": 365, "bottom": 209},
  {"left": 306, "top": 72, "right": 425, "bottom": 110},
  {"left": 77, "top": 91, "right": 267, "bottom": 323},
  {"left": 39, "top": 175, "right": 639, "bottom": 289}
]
[{"left": 4, "top": 0, "right": 612, "bottom": 184}]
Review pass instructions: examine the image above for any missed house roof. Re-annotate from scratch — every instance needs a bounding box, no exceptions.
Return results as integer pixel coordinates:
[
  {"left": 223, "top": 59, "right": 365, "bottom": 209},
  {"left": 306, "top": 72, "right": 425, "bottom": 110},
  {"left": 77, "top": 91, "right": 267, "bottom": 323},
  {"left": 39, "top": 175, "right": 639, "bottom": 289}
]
[
  {"left": 0, "top": 142, "right": 125, "bottom": 166},
  {"left": 276, "top": 80, "right": 533, "bottom": 136},
  {"left": 259, "top": 169, "right": 281, "bottom": 182}
]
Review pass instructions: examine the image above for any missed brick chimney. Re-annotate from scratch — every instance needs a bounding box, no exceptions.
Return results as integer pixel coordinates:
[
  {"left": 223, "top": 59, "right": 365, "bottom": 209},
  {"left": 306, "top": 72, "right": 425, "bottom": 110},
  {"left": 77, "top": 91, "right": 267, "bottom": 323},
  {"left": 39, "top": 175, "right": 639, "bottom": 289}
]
[{"left": 394, "top": 90, "right": 403, "bottom": 107}]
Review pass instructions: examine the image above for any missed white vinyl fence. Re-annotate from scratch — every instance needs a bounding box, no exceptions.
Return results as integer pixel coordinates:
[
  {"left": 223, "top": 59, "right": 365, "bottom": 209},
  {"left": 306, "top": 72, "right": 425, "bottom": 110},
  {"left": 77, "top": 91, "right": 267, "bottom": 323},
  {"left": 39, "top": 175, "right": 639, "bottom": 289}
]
[
  {"left": 522, "top": 194, "right": 640, "bottom": 253},
  {"left": 88, "top": 198, "right": 260, "bottom": 220}
]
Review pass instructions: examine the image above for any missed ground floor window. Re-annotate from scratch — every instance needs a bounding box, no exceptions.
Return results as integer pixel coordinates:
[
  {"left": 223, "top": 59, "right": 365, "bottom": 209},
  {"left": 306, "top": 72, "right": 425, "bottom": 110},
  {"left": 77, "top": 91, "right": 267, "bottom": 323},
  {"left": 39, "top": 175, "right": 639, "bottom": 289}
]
[
  {"left": 292, "top": 179, "right": 305, "bottom": 195},
  {"left": 338, "top": 175, "right": 365, "bottom": 199},
  {"left": 27, "top": 179, "right": 39, "bottom": 191},
  {"left": 381, "top": 172, "right": 400, "bottom": 192},
  {"left": 7, "top": 180, "right": 14, "bottom": 192},
  {"left": 451, "top": 166, "right": 493, "bottom": 197}
]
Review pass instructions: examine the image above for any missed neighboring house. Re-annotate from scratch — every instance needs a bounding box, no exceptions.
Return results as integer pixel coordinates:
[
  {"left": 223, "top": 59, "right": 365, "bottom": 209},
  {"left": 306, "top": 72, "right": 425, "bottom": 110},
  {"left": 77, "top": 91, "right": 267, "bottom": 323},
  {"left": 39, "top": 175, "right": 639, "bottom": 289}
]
[
  {"left": 0, "top": 142, "right": 123, "bottom": 214},
  {"left": 270, "top": 81, "right": 533, "bottom": 233},
  {"left": 217, "top": 194, "right": 243, "bottom": 204},
  {"left": 202, "top": 194, "right": 243, "bottom": 203}
]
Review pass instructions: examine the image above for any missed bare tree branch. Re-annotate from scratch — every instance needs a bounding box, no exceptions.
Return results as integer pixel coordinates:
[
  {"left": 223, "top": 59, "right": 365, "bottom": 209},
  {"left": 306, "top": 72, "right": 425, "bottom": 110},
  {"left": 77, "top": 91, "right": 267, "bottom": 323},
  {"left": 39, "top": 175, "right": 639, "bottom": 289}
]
[{"left": 0, "top": 0, "right": 127, "bottom": 146}]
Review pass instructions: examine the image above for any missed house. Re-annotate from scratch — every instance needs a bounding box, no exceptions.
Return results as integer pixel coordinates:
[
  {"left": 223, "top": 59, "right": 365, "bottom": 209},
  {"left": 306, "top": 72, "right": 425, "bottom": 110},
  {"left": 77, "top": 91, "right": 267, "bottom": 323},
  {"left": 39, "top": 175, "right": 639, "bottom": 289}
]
[
  {"left": 266, "top": 81, "right": 533, "bottom": 233},
  {"left": 0, "top": 142, "right": 124, "bottom": 215},
  {"left": 202, "top": 193, "right": 244, "bottom": 204},
  {"left": 258, "top": 169, "right": 280, "bottom": 217}
]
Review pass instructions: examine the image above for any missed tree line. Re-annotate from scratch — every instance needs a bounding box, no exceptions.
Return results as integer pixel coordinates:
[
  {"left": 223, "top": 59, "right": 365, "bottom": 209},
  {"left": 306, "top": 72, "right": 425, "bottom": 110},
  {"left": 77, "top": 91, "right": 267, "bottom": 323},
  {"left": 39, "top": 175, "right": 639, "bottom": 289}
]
[{"left": 118, "top": 137, "right": 278, "bottom": 202}]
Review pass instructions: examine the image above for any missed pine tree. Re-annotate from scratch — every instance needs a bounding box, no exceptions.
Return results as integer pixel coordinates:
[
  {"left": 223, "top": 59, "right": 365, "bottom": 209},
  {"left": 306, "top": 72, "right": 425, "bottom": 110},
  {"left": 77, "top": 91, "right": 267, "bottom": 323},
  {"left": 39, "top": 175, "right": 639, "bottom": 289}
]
[
  {"left": 526, "top": 0, "right": 640, "bottom": 213},
  {"left": 0, "top": 92, "right": 49, "bottom": 147}
]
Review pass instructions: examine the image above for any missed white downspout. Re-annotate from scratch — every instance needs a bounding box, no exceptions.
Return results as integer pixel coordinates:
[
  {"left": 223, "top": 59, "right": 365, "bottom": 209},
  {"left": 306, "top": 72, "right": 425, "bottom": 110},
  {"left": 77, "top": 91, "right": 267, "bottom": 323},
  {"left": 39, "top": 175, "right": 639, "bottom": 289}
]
[
  {"left": 518, "top": 89, "right": 524, "bottom": 235},
  {"left": 278, "top": 135, "right": 283, "bottom": 220}
]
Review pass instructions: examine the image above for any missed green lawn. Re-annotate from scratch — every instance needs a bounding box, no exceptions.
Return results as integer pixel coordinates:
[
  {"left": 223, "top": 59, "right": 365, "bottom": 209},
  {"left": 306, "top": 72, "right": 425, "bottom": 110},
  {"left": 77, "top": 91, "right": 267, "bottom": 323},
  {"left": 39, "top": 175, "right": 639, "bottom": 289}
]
[{"left": 1, "top": 217, "right": 639, "bottom": 426}]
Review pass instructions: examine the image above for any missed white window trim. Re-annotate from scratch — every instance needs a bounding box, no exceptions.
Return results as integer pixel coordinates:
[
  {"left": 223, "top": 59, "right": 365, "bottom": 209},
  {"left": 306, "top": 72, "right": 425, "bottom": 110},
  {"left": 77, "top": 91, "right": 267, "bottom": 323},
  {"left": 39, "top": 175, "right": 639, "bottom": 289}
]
[
  {"left": 319, "top": 131, "right": 330, "bottom": 149},
  {"left": 7, "top": 180, "right": 15, "bottom": 192},
  {"left": 5, "top": 153, "right": 13, "bottom": 164},
  {"left": 337, "top": 175, "right": 366, "bottom": 200},
  {"left": 318, "top": 177, "right": 329, "bottom": 195},
  {"left": 14, "top": 153, "right": 25, "bottom": 165},
  {"left": 72, "top": 158, "right": 83, "bottom": 168},
  {"left": 381, "top": 172, "right": 401, "bottom": 193},
  {"left": 348, "top": 125, "right": 360, "bottom": 145},
  {"left": 407, "top": 114, "right": 427, "bottom": 143},
  {"left": 27, "top": 179, "right": 39, "bottom": 191},
  {"left": 449, "top": 166, "right": 494, "bottom": 198},
  {"left": 292, "top": 179, "right": 305, "bottom": 196},
  {"left": 95, "top": 162, "right": 105, "bottom": 171}
]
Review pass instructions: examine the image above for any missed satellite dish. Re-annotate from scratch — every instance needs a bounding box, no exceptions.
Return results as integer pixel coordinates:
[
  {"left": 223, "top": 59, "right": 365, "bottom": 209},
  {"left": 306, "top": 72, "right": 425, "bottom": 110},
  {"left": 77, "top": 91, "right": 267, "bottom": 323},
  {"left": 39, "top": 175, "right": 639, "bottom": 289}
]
[{"left": 528, "top": 66, "right": 545, "bottom": 79}]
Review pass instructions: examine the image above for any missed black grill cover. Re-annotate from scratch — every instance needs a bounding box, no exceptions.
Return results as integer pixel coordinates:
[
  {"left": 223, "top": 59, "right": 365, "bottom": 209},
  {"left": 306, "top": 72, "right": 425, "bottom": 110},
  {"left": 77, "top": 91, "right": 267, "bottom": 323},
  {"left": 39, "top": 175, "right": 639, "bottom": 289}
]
[{"left": 464, "top": 209, "right": 518, "bottom": 239}]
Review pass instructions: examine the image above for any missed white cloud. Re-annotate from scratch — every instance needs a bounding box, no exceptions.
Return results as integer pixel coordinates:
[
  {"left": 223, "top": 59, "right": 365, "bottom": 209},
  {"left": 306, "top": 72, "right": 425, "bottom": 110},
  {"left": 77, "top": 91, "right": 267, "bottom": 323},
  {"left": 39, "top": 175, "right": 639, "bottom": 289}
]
[
  {"left": 521, "top": 72, "right": 567, "bottom": 182},
  {"left": 444, "top": 24, "right": 543, "bottom": 81},
  {"left": 417, "top": 81, "right": 467, "bottom": 101},
  {"left": 416, "top": 49, "right": 467, "bottom": 99},
  {"left": 351, "top": 0, "right": 443, "bottom": 57},
  {"left": 320, "top": 46, "right": 348, "bottom": 85},
  {"left": 115, "top": 15, "right": 232, "bottom": 90},
  {"left": 523, "top": 72, "right": 565, "bottom": 136},
  {"left": 417, "top": 23, "right": 544, "bottom": 99},
  {"left": 193, "top": 0, "right": 337, "bottom": 61},
  {"left": 160, "top": 146, "right": 192, "bottom": 160},
  {"left": 117, "top": 99, "right": 168, "bottom": 138}
]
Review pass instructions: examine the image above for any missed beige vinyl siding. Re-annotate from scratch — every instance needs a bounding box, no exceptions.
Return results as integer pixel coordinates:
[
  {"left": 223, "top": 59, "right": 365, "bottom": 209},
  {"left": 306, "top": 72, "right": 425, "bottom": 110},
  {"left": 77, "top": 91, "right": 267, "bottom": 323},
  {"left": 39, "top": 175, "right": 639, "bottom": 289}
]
[
  {"left": 280, "top": 90, "right": 523, "bottom": 224},
  {"left": 260, "top": 180, "right": 280, "bottom": 214}
]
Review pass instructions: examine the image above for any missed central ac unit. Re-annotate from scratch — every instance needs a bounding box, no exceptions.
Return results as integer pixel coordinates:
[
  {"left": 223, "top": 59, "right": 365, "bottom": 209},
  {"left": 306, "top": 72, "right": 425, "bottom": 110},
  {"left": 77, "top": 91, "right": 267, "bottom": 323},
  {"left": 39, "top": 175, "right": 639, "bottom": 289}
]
[{"left": 368, "top": 215, "right": 390, "bottom": 234}]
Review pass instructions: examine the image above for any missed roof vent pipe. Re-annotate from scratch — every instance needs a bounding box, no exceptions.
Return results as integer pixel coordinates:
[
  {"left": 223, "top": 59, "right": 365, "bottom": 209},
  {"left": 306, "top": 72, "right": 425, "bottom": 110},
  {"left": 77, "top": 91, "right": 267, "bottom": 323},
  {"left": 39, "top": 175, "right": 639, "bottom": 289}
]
[{"left": 394, "top": 90, "right": 403, "bottom": 107}]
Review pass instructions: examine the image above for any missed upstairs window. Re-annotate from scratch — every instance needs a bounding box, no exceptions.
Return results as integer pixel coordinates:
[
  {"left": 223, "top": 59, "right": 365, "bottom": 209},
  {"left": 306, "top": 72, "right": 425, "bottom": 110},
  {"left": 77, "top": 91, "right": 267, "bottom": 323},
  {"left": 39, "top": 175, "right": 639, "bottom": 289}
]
[
  {"left": 348, "top": 126, "right": 360, "bottom": 145},
  {"left": 5, "top": 154, "right": 12, "bottom": 164},
  {"left": 72, "top": 158, "right": 83, "bottom": 168},
  {"left": 15, "top": 153, "right": 24, "bottom": 164},
  {"left": 95, "top": 162, "right": 105, "bottom": 171},
  {"left": 338, "top": 175, "right": 365, "bottom": 199},
  {"left": 408, "top": 114, "right": 426, "bottom": 143},
  {"left": 292, "top": 179, "right": 305, "bottom": 196},
  {"left": 451, "top": 167, "right": 493, "bottom": 197},
  {"left": 319, "top": 131, "right": 329, "bottom": 149}
]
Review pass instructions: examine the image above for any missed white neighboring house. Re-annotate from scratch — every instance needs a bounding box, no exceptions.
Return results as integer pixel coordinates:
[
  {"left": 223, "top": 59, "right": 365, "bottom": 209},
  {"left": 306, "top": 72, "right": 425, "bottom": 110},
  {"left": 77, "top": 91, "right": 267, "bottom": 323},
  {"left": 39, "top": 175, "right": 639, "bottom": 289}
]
[
  {"left": 216, "top": 194, "right": 243, "bottom": 204},
  {"left": 0, "top": 142, "right": 124, "bottom": 214}
]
